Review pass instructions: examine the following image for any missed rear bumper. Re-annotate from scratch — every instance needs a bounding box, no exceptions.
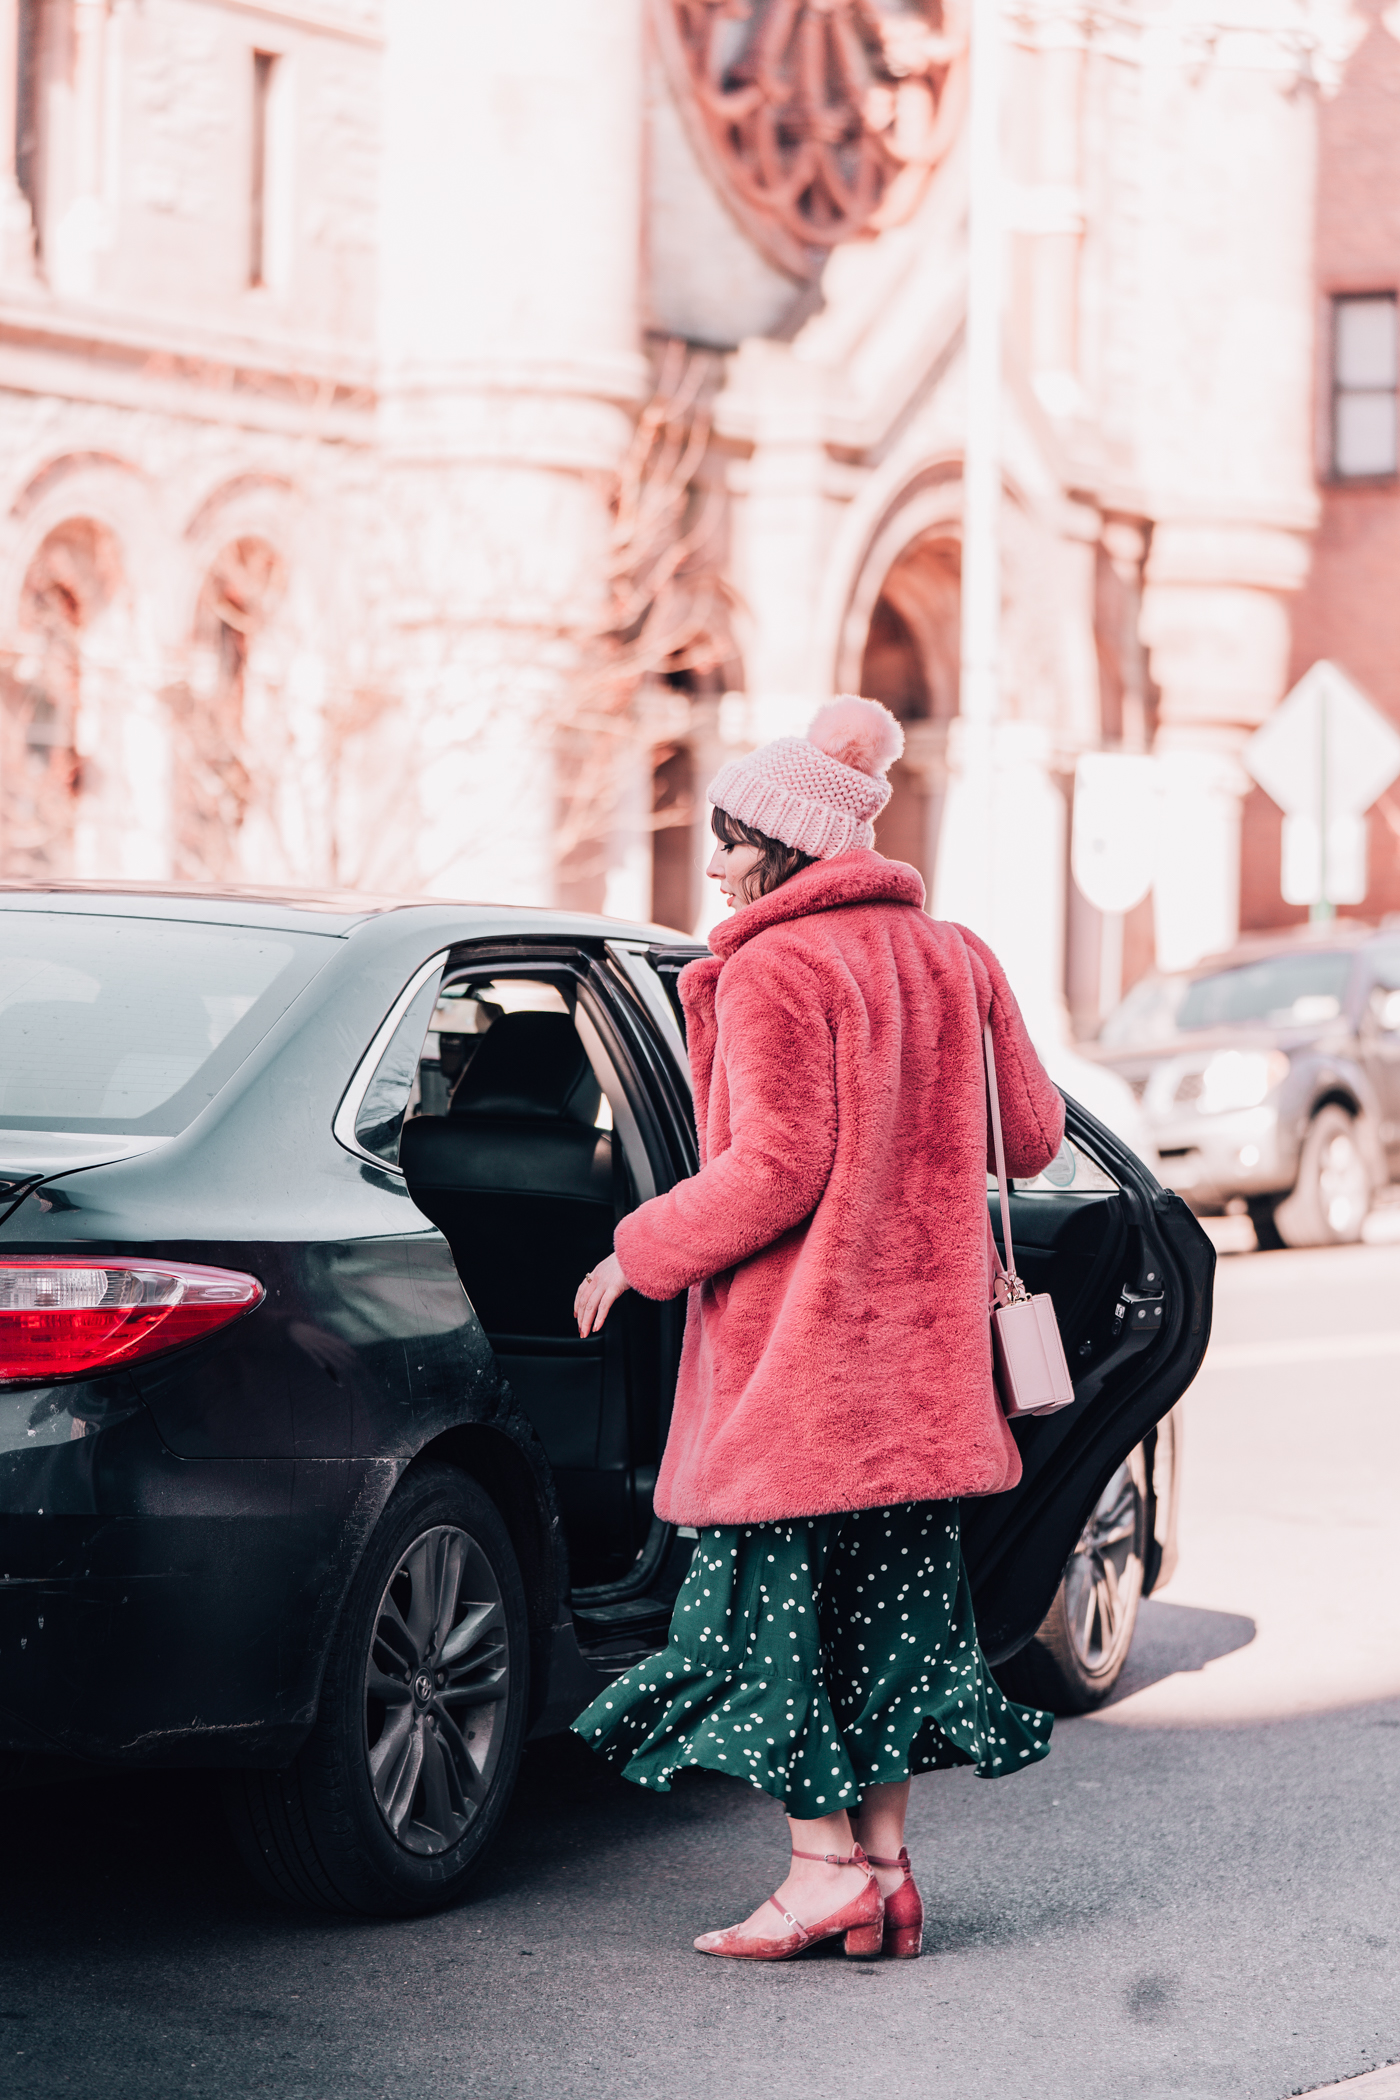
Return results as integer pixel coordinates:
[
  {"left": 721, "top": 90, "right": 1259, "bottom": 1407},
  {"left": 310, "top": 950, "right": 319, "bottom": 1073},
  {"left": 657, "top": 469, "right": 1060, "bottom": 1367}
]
[{"left": 0, "top": 1391, "right": 394, "bottom": 1768}]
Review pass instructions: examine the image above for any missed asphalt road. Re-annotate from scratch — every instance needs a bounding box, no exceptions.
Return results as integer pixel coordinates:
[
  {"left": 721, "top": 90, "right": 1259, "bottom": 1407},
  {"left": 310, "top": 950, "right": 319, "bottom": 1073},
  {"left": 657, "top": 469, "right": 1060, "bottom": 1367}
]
[{"left": 4, "top": 1232, "right": 1399, "bottom": 2100}]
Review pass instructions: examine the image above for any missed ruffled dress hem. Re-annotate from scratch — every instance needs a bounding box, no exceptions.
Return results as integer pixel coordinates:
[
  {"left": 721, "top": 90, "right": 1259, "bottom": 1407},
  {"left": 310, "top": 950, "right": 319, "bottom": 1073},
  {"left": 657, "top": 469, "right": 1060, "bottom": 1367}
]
[
  {"left": 575, "top": 1650, "right": 1049, "bottom": 1814},
  {"left": 573, "top": 1501, "right": 1051, "bottom": 1815}
]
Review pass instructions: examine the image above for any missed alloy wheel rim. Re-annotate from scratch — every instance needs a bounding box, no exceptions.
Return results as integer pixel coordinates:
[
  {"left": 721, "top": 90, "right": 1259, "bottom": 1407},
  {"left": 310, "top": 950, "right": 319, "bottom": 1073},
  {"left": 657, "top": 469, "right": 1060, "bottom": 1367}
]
[
  {"left": 363, "top": 1523, "right": 510, "bottom": 1857},
  {"left": 1062, "top": 1462, "right": 1144, "bottom": 1678}
]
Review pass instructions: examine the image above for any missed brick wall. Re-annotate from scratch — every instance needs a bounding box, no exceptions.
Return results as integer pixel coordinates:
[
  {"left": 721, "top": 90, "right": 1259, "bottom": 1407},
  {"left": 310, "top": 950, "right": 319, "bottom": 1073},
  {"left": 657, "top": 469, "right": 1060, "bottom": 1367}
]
[{"left": 1247, "top": 10, "right": 1400, "bottom": 930}]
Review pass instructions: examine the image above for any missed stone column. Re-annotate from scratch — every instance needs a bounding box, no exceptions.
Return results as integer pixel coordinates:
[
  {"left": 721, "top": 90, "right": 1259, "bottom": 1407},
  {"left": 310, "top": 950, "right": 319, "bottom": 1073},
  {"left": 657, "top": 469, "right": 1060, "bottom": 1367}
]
[
  {"left": 1141, "top": 527, "right": 1307, "bottom": 969},
  {"left": 937, "top": 713, "right": 1068, "bottom": 1043},
  {"left": 375, "top": 0, "right": 646, "bottom": 905},
  {"left": 722, "top": 341, "right": 839, "bottom": 741},
  {"left": 1022, "top": 10, "right": 1087, "bottom": 422},
  {"left": 1136, "top": 6, "right": 1318, "bottom": 969}
]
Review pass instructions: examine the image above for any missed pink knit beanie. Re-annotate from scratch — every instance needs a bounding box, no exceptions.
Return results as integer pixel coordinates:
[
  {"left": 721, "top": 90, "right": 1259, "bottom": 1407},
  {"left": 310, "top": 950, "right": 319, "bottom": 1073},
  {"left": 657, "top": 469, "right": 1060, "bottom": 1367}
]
[{"left": 707, "top": 696, "right": 905, "bottom": 859}]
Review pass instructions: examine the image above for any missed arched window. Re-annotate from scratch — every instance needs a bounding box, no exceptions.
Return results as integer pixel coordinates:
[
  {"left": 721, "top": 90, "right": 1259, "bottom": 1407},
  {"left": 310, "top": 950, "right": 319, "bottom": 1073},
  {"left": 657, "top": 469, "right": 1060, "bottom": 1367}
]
[
  {"left": 859, "top": 535, "right": 961, "bottom": 886},
  {"left": 173, "top": 536, "right": 286, "bottom": 880},
  {"left": 0, "top": 517, "right": 121, "bottom": 876}
]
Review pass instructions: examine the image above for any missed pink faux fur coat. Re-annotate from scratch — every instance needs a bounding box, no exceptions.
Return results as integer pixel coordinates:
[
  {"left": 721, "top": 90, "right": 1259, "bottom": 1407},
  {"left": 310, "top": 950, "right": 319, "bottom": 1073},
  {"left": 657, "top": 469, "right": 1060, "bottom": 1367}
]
[{"left": 613, "top": 850, "right": 1065, "bottom": 1527}]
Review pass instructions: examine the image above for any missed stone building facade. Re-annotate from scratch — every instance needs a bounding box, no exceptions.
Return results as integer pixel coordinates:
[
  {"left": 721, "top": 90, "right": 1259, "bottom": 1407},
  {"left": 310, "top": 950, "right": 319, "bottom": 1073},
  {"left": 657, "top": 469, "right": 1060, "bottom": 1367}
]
[{"left": 0, "top": 0, "right": 1389, "bottom": 1043}]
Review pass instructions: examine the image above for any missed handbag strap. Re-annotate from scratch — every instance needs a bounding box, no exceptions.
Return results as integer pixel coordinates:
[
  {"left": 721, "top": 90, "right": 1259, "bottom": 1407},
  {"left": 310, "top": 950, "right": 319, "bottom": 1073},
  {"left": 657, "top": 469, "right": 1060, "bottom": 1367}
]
[{"left": 984, "top": 1022, "right": 1026, "bottom": 1302}]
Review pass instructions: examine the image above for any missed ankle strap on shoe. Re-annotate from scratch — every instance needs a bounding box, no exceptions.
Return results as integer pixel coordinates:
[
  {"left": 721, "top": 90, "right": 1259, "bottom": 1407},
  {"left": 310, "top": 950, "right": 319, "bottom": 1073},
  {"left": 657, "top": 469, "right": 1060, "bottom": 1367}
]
[
  {"left": 791, "top": 1845, "right": 869, "bottom": 1868},
  {"left": 765, "top": 1897, "right": 810, "bottom": 1943},
  {"left": 863, "top": 1849, "right": 911, "bottom": 1872}
]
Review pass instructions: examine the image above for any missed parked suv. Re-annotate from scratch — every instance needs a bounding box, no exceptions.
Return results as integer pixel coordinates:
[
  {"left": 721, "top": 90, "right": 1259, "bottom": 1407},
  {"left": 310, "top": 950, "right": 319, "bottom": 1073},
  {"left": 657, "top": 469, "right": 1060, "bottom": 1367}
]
[{"left": 1092, "top": 922, "right": 1400, "bottom": 1247}]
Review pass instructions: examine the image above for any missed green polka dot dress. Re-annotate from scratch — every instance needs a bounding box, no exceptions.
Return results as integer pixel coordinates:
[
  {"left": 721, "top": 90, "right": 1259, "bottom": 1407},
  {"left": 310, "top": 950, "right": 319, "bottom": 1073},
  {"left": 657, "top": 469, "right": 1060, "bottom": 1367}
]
[{"left": 572, "top": 1501, "right": 1052, "bottom": 1812}]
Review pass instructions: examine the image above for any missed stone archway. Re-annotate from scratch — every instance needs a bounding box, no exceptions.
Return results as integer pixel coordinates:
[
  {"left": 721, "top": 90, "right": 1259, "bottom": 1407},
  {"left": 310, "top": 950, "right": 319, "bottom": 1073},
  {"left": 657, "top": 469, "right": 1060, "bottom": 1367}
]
[{"left": 857, "top": 532, "right": 960, "bottom": 889}]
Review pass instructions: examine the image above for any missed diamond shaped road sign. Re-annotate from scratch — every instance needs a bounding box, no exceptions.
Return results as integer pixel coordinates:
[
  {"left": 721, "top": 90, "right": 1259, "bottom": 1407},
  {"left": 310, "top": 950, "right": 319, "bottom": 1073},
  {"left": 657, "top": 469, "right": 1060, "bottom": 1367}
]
[
  {"left": 1245, "top": 661, "right": 1400, "bottom": 906},
  {"left": 1246, "top": 660, "right": 1400, "bottom": 820}
]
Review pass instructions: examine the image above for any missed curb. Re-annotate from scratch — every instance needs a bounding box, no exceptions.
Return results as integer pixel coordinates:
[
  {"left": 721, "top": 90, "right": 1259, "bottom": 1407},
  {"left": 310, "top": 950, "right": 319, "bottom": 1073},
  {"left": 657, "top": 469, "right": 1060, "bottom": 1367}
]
[{"left": 1299, "top": 2069, "right": 1400, "bottom": 2099}]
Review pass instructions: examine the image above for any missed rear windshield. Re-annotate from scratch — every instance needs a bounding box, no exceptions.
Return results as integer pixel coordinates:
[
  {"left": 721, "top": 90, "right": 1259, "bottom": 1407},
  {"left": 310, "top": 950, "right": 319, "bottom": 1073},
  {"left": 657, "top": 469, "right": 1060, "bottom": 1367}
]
[
  {"left": 1176, "top": 951, "right": 1354, "bottom": 1031},
  {"left": 0, "top": 911, "right": 336, "bottom": 1133}
]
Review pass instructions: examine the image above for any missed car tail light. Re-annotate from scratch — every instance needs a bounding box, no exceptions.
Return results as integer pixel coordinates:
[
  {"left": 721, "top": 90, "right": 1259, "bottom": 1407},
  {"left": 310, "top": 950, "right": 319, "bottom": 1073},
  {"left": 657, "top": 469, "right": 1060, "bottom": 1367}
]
[{"left": 0, "top": 1259, "right": 264, "bottom": 1384}]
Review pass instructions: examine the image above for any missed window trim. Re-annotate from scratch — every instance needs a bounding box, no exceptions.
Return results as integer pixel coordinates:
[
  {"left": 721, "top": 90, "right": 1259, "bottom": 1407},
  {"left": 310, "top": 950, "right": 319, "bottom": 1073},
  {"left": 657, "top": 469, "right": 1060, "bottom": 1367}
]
[
  {"left": 1330, "top": 289, "right": 1399, "bottom": 484},
  {"left": 332, "top": 951, "right": 450, "bottom": 1174}
]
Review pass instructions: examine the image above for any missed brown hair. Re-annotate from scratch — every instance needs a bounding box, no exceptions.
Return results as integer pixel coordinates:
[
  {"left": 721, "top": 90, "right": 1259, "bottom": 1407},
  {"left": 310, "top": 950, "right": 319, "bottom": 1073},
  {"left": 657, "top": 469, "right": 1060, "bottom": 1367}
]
[{"left": 711, "top": 805, "right": 817, "bottom": 900}]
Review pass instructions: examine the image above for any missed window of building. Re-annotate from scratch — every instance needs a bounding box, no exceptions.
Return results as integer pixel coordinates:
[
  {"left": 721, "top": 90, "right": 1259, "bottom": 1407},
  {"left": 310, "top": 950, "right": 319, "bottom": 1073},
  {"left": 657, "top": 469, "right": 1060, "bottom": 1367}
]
[
  {"left": 15, "top": 0, "right": 44, "bottom": 253},
  {"left": 1332, "top": 293, "right": 1398, "bottom": 479},
  {"left": 249, "top": 51, "right": 277, "bottom": 287}
]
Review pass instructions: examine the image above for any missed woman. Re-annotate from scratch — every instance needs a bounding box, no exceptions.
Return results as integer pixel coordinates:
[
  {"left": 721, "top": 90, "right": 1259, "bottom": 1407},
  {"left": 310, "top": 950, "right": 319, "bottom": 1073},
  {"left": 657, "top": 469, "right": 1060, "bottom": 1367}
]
[{"left": 571, "top": 696, "right": 1064, "bottom": 1963}]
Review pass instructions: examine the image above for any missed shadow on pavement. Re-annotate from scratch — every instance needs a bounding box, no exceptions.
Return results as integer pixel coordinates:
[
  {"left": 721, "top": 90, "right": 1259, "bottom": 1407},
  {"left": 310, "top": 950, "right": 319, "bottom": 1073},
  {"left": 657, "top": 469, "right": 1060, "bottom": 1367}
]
[
  {"left": 0, "top": 1609, "right": 1265, "bottom": 1957},
  {"left": 1103, "top": 1598, "right": 1256, "bottom": 1707},
  {"left": 0, "top": 1726, "right": 747, "bottom": 1954}
]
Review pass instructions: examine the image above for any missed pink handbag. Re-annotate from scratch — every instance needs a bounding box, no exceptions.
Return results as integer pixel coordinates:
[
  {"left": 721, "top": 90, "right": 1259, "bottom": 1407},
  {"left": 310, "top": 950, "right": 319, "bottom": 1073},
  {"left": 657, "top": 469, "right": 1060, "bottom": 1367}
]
[{"left": 984, "top": 1023, "right": 1076, "bottom": 1419}]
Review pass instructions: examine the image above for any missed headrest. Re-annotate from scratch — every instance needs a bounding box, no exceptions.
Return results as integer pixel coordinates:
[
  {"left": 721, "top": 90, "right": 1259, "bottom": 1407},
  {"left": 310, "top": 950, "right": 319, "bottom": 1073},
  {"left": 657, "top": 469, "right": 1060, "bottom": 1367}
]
[{"left": 449, "top": 1011, "right": 602, "bottom": 1126}]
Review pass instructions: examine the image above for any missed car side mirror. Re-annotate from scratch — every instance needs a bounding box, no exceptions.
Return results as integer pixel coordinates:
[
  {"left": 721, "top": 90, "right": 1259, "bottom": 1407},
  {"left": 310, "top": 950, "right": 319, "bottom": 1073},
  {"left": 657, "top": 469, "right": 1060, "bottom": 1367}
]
[{"left": 1372, "top": 987, "right": 1400, "bottom": 1033}]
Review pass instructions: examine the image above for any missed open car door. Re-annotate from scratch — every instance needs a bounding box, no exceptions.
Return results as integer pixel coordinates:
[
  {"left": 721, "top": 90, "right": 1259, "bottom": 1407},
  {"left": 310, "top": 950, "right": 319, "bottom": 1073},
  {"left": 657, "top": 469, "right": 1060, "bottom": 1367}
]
[{"left": 961, "top": 1105, "right": 1213, "bottom": 1680}]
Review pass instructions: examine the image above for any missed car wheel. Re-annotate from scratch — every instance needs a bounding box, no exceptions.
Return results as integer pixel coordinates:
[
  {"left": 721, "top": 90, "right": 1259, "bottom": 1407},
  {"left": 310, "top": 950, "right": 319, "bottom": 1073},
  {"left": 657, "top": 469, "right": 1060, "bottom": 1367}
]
[
  {"left": 996, "top": 1449, "right": 1147, "bottom": 1715},
  {"left": 1273, "top": 1104, "right": 1370, "bottom": 1247},
  {"left": 224, "top": 1464, "right": 529, "bottom": 1916}
]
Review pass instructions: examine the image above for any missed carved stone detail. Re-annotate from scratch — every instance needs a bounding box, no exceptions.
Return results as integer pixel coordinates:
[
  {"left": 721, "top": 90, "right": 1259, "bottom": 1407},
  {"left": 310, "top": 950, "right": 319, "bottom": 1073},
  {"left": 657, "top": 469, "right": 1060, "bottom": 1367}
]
[{"left": 655, "top": 0, "right": 967, "bottom": 278}]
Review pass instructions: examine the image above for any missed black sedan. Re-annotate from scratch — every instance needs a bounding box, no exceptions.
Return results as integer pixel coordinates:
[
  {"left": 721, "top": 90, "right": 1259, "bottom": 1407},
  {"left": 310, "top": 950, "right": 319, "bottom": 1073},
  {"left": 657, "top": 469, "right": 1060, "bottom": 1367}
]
[{"left": 0, "top": 884, "right": 1213, "bottom": 1915}]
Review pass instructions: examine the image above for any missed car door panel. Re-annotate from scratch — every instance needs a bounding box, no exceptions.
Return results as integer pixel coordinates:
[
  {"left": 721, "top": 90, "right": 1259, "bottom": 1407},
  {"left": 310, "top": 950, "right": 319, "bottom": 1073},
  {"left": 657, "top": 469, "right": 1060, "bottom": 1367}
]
[
  {"left": 988, "top": 1186, "right": 1129, "bottom": 1350},
  {"left": 964, "top": 1102, "right": 1213, "bottom": 1661},
  {"left": 491, "top": 1335, "right": 604, "bottom": 1470}
]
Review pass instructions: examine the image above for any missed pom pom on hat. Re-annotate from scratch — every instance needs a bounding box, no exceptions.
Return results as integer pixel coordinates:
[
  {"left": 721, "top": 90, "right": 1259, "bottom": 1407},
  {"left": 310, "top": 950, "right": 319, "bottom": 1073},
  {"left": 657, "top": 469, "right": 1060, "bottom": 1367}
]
[
  {"left": 806, "top": 695, "right": 904, "bottom": 778},
  {"left": 705, "top": 692, "right": 904, "bottom": 861}
]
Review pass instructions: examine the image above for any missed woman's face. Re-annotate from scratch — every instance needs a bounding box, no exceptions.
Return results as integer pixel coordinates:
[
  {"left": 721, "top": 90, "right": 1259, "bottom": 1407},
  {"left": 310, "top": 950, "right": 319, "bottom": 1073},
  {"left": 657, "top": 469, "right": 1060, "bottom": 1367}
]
[{"left": 707, "top": 836, "right": 764, "bottom": 909}]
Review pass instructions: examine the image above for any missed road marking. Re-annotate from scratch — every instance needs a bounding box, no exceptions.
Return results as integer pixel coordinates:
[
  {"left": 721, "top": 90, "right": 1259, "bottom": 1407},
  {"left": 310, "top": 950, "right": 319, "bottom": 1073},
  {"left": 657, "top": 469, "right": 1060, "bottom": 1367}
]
[{"left": 1204, "top": 1331, "right": 1400, "bottom": 1371}]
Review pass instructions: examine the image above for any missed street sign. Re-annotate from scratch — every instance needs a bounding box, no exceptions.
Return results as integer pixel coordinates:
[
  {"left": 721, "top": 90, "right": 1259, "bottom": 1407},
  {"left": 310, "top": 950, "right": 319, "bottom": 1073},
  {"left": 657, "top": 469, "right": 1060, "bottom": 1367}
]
[
  {"left": 1279, "top": 813, "right": 1368, "bottom": 909},
  {"left": 1244, "top": 660, "right": 1400, "bottom": 912},
  {"left": 1071, "top": 753, "right": 1157, "bottom": 914}
]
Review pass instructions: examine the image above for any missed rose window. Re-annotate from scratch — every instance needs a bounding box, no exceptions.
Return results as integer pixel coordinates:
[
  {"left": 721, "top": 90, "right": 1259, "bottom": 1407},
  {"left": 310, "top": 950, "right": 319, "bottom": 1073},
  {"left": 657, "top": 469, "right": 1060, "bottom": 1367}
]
[{"left": 656, "top": 0, "right": 968, "bottom": 277}]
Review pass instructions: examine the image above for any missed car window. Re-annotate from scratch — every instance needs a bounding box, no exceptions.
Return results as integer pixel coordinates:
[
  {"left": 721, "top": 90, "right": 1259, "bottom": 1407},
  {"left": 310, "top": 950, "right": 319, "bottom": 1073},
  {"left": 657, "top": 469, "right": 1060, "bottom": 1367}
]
[
  {"left": 421, "top": 973, "right": 657, "bottom": 1194},
  {"left": 1098, "top": 972, "right": 1187, "bottom": 1049},
  {"left": 988, "top": 1137, "right": 1118, "bottom": 1196},
  {"left": 0, "top": 911, "right": 334, "bottom": 1134},
  {"left": 1175, "top": 951, "right": 1353, "bottom": 1031},
  {"left": 1367, "top": 941, "right": 1400, "bottom": 993},
  {"left": 350, "top": 965, "right": 657, "bottom": 1198},
  {"left": 605, "top": 942, "right": 696, "bottom": 1067},
  {"left": 352, "top": 965, "right": 445, "bottom": 1164}
]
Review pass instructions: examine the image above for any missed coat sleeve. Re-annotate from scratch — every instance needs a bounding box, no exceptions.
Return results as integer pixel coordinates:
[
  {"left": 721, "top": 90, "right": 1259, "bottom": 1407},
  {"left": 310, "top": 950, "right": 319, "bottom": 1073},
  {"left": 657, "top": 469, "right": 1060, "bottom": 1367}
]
[
  {"left": 613, "top": 944, "right": 838, "bottom": 1301},
  {"left": 954, "top": 924, "right": 1066, "bottom": 1179}
]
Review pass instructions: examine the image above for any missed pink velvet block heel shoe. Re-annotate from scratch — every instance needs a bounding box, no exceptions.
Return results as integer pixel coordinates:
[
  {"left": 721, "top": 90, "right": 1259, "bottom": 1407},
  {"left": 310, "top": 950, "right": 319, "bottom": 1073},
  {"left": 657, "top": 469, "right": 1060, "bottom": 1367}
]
[
  {"left": 694, "top": 1846, "right": 885, "bottom": 1962},
  {"left": 866, "top": 1848, "right": 923, "bottom": 1958}
]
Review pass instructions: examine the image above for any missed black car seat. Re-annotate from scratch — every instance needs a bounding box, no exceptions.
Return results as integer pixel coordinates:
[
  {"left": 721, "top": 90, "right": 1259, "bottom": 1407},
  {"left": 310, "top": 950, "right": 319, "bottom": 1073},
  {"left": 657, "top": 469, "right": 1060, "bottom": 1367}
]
[{"left": 398, "top": 1012, "right": 617, "bottom": 1338}]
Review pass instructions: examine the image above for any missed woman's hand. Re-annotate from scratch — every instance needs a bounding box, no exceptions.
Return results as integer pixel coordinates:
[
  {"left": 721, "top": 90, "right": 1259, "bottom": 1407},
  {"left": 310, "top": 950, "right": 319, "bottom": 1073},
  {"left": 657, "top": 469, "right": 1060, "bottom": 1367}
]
[{"left": 574, "top": 1252, "right": 631, "bottom": 1337}]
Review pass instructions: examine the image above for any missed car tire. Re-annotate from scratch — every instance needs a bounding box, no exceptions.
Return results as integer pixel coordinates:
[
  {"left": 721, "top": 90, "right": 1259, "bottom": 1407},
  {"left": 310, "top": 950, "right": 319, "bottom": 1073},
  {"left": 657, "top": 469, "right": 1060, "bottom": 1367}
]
[
  {"left": 996, "top": 1449, "right": 1148, "bottom": 1715},
  {"left": 223, "top": 1464, "right": 530, "bottom": 1917},
  {"left": 1272, "top": 1104, "right": 1370, "bottom": 1248}
]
